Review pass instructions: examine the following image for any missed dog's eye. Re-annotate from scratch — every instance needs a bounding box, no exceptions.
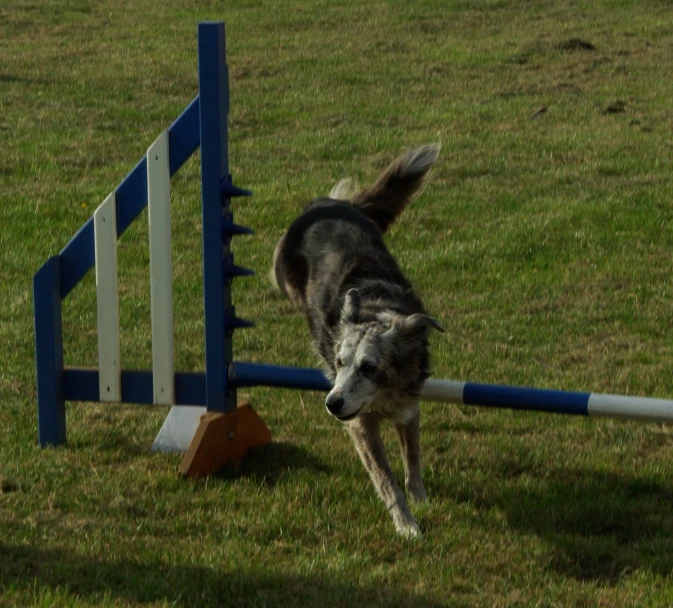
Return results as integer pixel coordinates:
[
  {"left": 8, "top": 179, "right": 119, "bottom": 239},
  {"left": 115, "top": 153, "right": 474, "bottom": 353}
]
[
  {"left": 335, "top": 356, "right": 344, "bottom": 368},
  {"left": 359, "top": 362, "right": 378, "bottom": 376}
]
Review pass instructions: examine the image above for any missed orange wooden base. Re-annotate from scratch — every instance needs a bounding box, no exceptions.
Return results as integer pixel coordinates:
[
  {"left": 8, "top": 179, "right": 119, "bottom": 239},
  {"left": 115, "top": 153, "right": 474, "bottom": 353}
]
[{"left": 178, "top": 402, "right": 271, "bottom": 478}]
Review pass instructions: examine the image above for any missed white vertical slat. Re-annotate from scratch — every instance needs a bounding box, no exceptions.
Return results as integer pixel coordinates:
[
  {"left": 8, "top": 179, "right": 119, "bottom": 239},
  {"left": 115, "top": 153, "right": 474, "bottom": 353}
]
[
  {"left": 147, "top": 130, "right": 175, "bottom": 404},
  {"left": 94, "top": 192, "right": 122, "bottom": 402}
]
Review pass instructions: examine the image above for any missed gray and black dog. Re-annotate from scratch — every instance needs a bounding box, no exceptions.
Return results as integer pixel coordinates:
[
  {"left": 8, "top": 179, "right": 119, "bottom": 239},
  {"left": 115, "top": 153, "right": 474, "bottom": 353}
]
[{"left": 272, "top": 144, "right": 443, "bottom": 537}]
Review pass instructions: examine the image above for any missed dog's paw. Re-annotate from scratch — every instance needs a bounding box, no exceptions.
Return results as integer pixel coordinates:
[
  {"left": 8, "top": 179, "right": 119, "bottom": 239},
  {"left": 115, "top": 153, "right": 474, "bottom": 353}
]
[
  {"left": 392, "top": 511, "right": 421, "bottom": 539},
  {"left": 396, "top": 520, "right": 422, "bottom": 539}
]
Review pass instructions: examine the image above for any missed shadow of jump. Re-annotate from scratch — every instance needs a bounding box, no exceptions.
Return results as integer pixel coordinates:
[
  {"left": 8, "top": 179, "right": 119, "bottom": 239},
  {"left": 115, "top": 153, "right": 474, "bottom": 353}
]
[{"left": 213, "top": 441, "right": 332, "bottom": 487}]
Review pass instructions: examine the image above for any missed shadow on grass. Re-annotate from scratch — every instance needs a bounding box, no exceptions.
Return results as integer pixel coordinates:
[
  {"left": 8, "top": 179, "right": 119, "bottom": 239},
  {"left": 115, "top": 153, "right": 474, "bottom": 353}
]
[
  {"left": 435, "top": 461, "right": 673, "bottom": 583},
  {"left": 0, "top": 73, "right": 52, "bottom": 85},
  {"left": 215, "top": 441, "right": 332, "bottom": 487},
  {"left": 68, "top": 429, "right": 151, "bottom": 460},
  {"left": 0, "top": 542, "right": 442, "bottom": 608}
]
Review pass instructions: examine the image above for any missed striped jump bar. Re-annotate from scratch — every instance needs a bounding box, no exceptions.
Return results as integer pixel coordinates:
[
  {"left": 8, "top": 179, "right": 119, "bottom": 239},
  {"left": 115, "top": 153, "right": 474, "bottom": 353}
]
[
  {"left": 228, "top": 362, "right": 673, "bottom": 424},
  {"left": 422, "top": 379, "right": 673, "bottom": 422}
]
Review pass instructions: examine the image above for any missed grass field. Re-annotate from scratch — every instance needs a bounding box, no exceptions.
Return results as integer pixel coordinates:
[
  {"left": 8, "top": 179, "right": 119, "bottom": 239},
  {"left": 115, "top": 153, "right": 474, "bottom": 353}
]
[{"left": 3, "top": 0, "right": 673, "bottom": 605}]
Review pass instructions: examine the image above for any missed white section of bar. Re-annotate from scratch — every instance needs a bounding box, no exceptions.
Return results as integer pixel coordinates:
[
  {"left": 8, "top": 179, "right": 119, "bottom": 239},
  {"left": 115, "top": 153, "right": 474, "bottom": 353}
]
[
  {"left": 588, "top": 393, "right": 673, "bottom": 423},
  {"left": 421, "top": 379, "right": 465, "bottom": 404},
  {"left": 147, "top": 130, "right": 175, "bottom": 405},
  {"left": 94, "top": 192, "right": 122, "bottom": 402}
]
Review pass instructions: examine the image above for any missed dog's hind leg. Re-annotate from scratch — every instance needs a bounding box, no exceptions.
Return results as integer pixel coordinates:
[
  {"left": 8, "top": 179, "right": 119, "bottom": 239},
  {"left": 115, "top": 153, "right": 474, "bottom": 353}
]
[
  {"left": 394, "top": 405, "right": 427, "bottom": 504},
  {"left": 346, "top": 415, "right": 420, "bottom": 538}
]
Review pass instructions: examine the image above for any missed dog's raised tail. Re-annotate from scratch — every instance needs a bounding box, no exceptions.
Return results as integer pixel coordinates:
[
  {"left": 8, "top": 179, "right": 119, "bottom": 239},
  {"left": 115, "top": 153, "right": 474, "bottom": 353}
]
[{"left": 336, "top": 143, "right": 440, "bottom": 234}]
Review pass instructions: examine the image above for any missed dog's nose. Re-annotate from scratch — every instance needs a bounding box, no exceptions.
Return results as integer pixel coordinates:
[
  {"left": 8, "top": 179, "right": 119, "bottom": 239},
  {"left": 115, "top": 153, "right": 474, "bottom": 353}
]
[{"left": 325, "top": 394, "right": 345, "bottom": 416}]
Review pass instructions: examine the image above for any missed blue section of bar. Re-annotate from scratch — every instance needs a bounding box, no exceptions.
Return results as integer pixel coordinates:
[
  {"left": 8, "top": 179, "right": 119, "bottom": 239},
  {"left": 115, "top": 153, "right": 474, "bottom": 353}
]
[
  {"left": 229, "top": 362, "right": 333, "bottom": 392},
  {"left": 34, "top": 257, "right": 66, "bottom": 446},
  {"left": 63, "top": 369, "right": 207, "bottom": 406},
  {"left": 463, "top": 383, "right": 590, "bottom": 416}
]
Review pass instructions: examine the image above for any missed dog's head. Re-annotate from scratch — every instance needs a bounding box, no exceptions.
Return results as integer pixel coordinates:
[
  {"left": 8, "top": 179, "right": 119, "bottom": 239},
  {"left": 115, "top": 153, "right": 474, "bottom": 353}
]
[{"left": 325, "top": 289, "right": 443, "bottom": 421}]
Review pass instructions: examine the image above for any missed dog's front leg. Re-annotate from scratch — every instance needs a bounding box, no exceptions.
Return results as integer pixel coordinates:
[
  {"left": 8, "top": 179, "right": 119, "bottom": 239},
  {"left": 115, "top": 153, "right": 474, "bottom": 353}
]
[
  {"left": 346, "top": 415, "right": 420, "bottom": 538},
  {"left": 394, "top": 405, "right": 427, "bottom": 503}
]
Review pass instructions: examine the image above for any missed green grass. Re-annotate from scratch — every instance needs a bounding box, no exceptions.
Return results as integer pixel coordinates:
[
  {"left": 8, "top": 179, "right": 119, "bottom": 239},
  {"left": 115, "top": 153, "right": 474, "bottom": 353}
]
[{"left": 3, "top": 0, "right": 673, "bottom": 605}]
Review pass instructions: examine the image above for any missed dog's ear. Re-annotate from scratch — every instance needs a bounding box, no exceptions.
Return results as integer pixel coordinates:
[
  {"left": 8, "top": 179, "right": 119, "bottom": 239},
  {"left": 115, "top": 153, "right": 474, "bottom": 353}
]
[
  {"left": 399, "top": 313, "right": 444, "bottom": 337},
  {"left": 341, "top": 289, "right": 361, "bottom": 324}
]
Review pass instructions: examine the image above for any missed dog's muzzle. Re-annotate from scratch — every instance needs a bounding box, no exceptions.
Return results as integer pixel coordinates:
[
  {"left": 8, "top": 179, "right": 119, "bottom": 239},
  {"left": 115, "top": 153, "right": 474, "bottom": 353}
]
[{"left": 325, "top": 394, "right": 359, "bottom": 421}]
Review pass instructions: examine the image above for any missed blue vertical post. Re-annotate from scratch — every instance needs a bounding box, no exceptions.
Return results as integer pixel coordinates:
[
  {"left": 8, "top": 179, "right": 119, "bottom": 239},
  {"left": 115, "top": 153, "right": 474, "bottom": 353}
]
[
  {"left": 198, "top": 22, "right": 236, "bottom": 413},
  {"left": 34, "top": 257, "right": 66, "bottom": 445}
]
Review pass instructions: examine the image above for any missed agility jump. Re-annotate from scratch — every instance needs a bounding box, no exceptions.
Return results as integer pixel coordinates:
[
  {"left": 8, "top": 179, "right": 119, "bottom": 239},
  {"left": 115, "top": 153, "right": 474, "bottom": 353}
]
[{"left": 33, "top": 21, "right": 673, "bottom": 477}]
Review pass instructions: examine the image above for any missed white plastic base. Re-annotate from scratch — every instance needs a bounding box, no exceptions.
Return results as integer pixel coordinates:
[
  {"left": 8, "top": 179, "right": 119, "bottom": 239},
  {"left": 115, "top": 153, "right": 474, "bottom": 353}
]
[{"left": 151, "top": 405, "right": 207, "bottom": 453}]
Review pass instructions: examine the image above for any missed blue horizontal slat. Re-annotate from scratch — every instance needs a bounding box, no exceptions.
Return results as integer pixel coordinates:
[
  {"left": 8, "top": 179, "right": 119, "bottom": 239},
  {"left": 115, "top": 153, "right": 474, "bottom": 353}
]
[
  {"left": 63, "top": 368, "right": 207, "bottom": 406},
  {"left": 463, "top": 383, "right": 590, "bottom": 416},
  {"left": 59, "top": 219, "right": 95, "bottom": 298},
  {"left": 169, "top": 96, "right": 201, "bottom": 175},
  {"left": 114, "top": 157, "right": 148, "bottom": 236},
  {"left": 174, "top": 371, "right": 207, "bottom": 405},
  {"left": 58, "top": 96, "right": 201, "bottom": 300},
  {"left": 64, "top": 368, "right": 100, "bottom": 401}
]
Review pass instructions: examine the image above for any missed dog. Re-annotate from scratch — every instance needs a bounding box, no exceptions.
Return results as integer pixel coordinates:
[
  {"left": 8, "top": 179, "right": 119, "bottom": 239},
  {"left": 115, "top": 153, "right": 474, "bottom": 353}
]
[{"left": 272, "top": 144, "right": 443, "bottom": 537}]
